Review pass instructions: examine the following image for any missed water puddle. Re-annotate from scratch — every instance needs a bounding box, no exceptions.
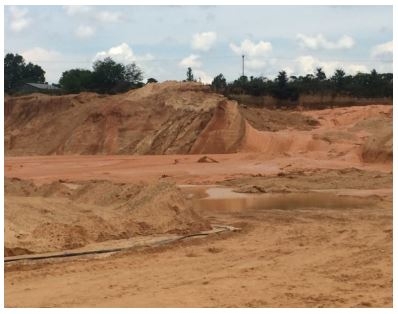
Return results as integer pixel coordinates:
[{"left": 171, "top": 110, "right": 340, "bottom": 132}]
[{"left": 193, "top": 187, "right": 380, "bottom": 212}]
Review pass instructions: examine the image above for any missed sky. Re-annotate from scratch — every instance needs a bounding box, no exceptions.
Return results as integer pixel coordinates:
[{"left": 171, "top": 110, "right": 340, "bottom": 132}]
[{"left": 3, "top": 5, "right": 393, "bottom": 84}]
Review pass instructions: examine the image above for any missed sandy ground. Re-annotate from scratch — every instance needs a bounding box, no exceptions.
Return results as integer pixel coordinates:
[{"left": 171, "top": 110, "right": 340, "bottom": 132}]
[
  {"left": 4, "top": 91, "right": 392, "bottom": 307},
  {"left": 5, "top": 197, "right": 392, "bottom": 307},
  {"left": 4, "top": 153, "right": 391, "bottom": 185},
  {"left": 4, "top": 153, "right": 392, "bottom": 308}
]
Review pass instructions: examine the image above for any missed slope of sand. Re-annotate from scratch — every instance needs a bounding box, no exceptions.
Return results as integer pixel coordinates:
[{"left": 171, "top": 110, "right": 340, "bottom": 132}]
[
  {"left": 5, "top": 178, "right": 209, "bottom": 256},
  {"left": 5, "top": 82, "right": 221, "bottom": 155},
  {"left": 190, "top": 100, "right": 246, "bottom": 154},
  {"left": 240, "top": 104, "right": 392, "bottom": 163},
  {"left": 5, "top": 81, "right": 392, "bottom": 165},
  {"left": 5, "top": 81, "right": 244, "bottom": 156}
]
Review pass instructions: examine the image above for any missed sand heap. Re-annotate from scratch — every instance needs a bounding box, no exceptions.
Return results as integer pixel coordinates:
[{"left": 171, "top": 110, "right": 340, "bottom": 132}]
[
  {"left": 240, "top": 104, "right": 392, "bottom": 163},
  {"left": 5, "top": 82, "right": 224, "bottom": 155},
  {"left": 190, "top": 100, "right": 246, "bottom": 154},
  {"left": 5, "top": 178, "right": 210, "bottom": 256},
  {"left": 4, "top": 81, "right": 392, "bottom": 163}
]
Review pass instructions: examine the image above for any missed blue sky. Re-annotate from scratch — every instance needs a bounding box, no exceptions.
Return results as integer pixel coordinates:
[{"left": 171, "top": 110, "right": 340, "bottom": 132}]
[{"left": 4, "top": 5, "right": 393, "bottom": 84}]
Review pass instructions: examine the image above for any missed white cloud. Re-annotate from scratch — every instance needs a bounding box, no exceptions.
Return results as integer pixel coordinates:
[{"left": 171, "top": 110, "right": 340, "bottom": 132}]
[
  {"left": 296, "top": 33, "right": 355, "bottom": 50},
  {"left": 229, "top": 39, "right": 272, "bottom": 57},
  {"left": 20, "top": 47, "right": 81, "bottom": 84},
  {"left": 192, "top": 69, "right": 213, "bottom": 84},
  {"left": 94, "top": 43, "right": 154, "bottom": 64},
  {"left": 371, "top": 41, "right": 393, "bottom": 59},
  {"left": 191, "top": 32, "right": 217, "bottom": 51},
  {"left": 282, "top": 66, "right": 294, "bottom": 77},
  {"left": 179, "top": 54, "right": 202, "bottom": 69},
  {"left": 9, "top": 6, "right": 31, "bottom": 32},
  {"left": 64, "top": 6, "right": 123, "bottom": 23},
  {"left": 229, "top": 39, "right": 271, "bottom": 72},
  {"left": 21, "top": 47, "right": 62, "bottom": 63},
  {"left": 96, "top": 11, "right": 122, "bottom": 23},
  {"left": 179, "top": 55, "right": 211, "bottom": 83},
  {"left": 64, "top": 5, "right": 92, "bottom": 16},
  {"left": 138, "top": 53, "right": 155, "bottom": 62},
  {"left": 75, "top": 25, "right": 95, "bottom": 39},
  {"left": 294, "top": 55, "right": 368, "bottom": 76},
  {"left": 246, "top": 59, "right": 267, "bottom": 70},
  {"left": 346, "top": 64, "right": 369, "bottom": 74},
  {"left": 94, "top": 43, "right": 156, "bottom": 82},
  {"left": 295, "top": 55, "right": 318, "bottom": 74}
]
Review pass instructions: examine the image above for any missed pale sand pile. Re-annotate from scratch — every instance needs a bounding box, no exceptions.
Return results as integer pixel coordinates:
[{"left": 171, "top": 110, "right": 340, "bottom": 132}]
[
  {"left": 4, "top": 82, "right": 249, "bottom": 156},
  {"left": 5, "top": 178, "right": 210, "bottom": 256},
  {"left": 4, "top": 82, "right": 222, "bottom": 156}
]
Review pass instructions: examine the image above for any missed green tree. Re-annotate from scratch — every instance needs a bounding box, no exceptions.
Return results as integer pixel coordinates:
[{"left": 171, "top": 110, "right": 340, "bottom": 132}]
[
  {"left": 315, "top": 67, "right": 326, "bottom": 81},
  {"left": 124, "top": 63, "right": 144, "bottom": 86},
  {"left": 331, "top": 68, "right": 346, "bottom": 90},
  {"left": 59, "top": 69, "right": 93, "bottom": 93},
  {"left": 146, "top": 78, "right": 158, "bottom": 84},
  {"left": 211, "top": 73, "right": 227, "bottom": 92},
  {"left": 272, "top": 71, "right": 298, "bottom": 101},
  {"left": 91, "top": 57, "right": 125, "bottom": 93},
  {"left": 186, "top": 67, "right": 194, "bottom": 81},
  {"left": 4, "top": 53, "right": 24, "bottom": 92},
  {"left": 247, "top": 76, "right": 267, "bottom": 96},
  {"left": 229, "top": 75, "right": 249, "bottom": 94},
  {"left": 276, "top": 71, "right": 288, "bottom": 88},
  {"left": 273, "top": 71, "right": 289, "bottom": 99},
  {"left": 225, "top": 68, "right": 392, "bottom": 101},
  {"left": 4, "top": 53, "right": 45, "bottom": 93},
  {"left": 91, "top": 57, "right": 143, "bottom": 93}
]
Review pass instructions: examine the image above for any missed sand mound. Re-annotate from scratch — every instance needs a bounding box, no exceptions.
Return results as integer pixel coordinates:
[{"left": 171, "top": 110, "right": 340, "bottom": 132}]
[
  {"left": 348, "top": 112, "right": 393, "bottom": 163},
  {"left": 4, "top": 82, "right": 392, "bottom": 164},
  {"left": 240, "top": 105, "right": 392, "bottom": 163},
  {"left": 240, "top": 121, "right": 329, "bottom": 157},
  {"left": 5, "top": 82, "right": 222, "bottom": 156},
  {"left": 361, "top": 128, "right": 392, "bottom": 163},
  {"left": 6, "top": 83, "right": 292, "bottom": 156},
  {"left": 190, "top": 100, "right": 246, "bottom": 154},
  {"left": 239, "top": 106, "right": 320, "bottom": 131},
  {"left": 5, "top": 178, "right": 210, "bottom": 256}
]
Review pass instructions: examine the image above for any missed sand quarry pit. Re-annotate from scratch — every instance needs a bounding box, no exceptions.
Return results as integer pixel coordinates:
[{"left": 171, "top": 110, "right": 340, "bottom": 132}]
[{"left": 4, "top": 82, "right": 392, "bottom": 307}]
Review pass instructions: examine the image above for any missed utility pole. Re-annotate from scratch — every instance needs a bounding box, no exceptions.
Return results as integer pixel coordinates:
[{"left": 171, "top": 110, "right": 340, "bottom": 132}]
[{"left": 242, "top": 55, "right": 245, "bottom": 77}]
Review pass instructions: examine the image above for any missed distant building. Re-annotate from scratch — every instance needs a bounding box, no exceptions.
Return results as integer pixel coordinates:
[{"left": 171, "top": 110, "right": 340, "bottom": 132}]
[{"left": 19, "top": 83, "right": 62, "bottom": 94}]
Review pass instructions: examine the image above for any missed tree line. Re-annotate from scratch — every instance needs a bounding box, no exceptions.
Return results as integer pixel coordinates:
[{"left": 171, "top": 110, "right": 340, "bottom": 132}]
[
  {"left": 59, "top": 57, "right": 146, "bottom": 94},
  {"left": 4, "top": 53, "right": 393, "bottom": 99},
  {"left": 210, "top": 68, "right": 393, "bottom": 100},
  {"left": 4, "top": 53, "right": 46, "bottom": 93},
  {"left": 4, "top": 53, "right": 147, "bottom": 94}
]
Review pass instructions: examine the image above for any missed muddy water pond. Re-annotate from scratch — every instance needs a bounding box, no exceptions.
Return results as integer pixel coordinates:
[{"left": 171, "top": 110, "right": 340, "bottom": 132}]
[{"left": 190, "top": 186, "right": 381, "bottom": 212}]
